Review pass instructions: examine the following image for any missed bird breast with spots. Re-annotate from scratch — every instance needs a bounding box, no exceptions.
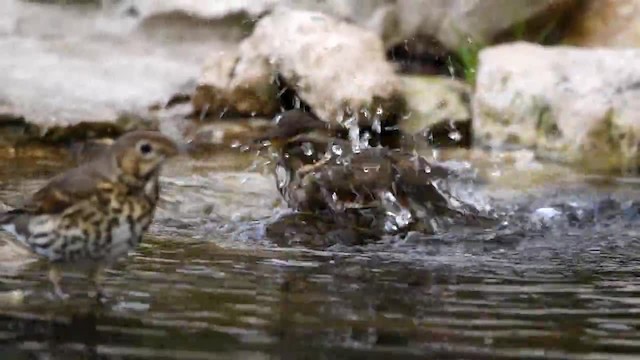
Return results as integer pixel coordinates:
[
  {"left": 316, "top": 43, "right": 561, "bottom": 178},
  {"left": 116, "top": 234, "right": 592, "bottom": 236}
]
[{"left": 21, "top": 180, "right": 158, "bottom": 264}]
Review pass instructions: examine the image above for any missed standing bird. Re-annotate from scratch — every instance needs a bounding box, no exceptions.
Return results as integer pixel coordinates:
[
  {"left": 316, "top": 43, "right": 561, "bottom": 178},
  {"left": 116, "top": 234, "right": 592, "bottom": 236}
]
[
  {"left": 255, "top": 110, "right": 487, "bottom": 236},
  {"left": 0, "top": 131, "right": 181, "bottom": 299}
]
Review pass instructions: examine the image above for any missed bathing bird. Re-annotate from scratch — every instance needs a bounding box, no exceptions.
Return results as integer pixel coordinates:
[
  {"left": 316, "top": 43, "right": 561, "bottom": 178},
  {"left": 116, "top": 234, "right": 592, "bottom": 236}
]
[{"left": 254, "top": 109, "right": 486, "bottom": 236}]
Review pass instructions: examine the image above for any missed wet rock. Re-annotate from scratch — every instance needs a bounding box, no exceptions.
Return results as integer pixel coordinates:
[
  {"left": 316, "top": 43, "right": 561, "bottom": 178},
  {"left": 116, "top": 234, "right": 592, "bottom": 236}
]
[
  {"left": 194, "top": 8, "right": 405, "bottom": 127},
  {"left": 264, "top": 212, "right": 375, "bottom": 248},
  {"left": 399, "top": 75, "right": 471, "bottom": 147},
  {"left": 192, "top": 48, "right": 280, "bottom": 118},
  {"left": 563, "top": 0, "right": 640, "bottom": 47},
  {"left": 473, "top": 42, "right": 640, "bottom": 172}
]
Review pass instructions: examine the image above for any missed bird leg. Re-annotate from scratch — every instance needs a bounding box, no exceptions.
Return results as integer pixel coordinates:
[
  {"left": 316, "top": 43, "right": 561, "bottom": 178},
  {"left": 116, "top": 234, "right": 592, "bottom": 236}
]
[
  {"left": 90, "top": 264, "right": 106, "bottom": 302},
  {"left": 48, "top": 265, "right": 68, "bottom": 300}
]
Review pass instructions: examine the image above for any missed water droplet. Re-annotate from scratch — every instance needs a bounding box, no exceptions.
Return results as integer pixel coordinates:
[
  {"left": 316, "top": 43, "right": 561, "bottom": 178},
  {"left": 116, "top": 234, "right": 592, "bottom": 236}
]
[
  {"left": 372, "top": 118, "right": 382, "bottom": 134},
  {"left": 199, "top": 104, "right": 210, "bottom": 121},
  {"left": 448, "top": 131, "right": 462, "bottom": 141},
  {"left": 301, "top": 142, "right": 314, "bottom": 156},
  {"left": 275, "top": 165, "right": 289, "bottom": 189}
]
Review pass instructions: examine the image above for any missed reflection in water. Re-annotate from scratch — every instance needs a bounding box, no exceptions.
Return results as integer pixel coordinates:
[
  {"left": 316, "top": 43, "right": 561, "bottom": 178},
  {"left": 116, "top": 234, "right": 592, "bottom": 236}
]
[{"left": 1, "top": 150, "right": 640, "bottom": 359}]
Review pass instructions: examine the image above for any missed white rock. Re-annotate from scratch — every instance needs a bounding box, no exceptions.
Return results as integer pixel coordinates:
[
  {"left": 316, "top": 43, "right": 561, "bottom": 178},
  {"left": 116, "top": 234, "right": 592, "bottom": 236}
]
[
  {"left": 0, "top": 1, "right": 238, "bottom": 142},
  {"left": 244, "top": 8, "right": 405, "bottom": 126},
  {"left": 473, "top": 42, "right": 640, "bottom": 171},
  {"left": 121, "top": 0, "right": 278, "bottom": 20},
  {"left": 399, "top": 75, "right": 471, "bottom": 139},
  {"left": 194, "top": 8, "right": 404, "bottom": 126}
]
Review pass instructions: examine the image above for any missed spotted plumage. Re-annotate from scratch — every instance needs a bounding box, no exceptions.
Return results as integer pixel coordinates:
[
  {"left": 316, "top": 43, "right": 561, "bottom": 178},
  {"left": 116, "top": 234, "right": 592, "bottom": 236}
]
[{"left": 0, "top": 130, "right": 181, "bottom": 299}]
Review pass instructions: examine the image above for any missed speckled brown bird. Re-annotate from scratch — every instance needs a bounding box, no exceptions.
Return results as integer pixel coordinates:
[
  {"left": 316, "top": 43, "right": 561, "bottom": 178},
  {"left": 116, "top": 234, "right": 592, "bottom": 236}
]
[
  {"left": 255, "top": 109, "right": 485, "bottom": 235},
  {"left": 0, "top": 131, "right": 181, "bottom": 299}
]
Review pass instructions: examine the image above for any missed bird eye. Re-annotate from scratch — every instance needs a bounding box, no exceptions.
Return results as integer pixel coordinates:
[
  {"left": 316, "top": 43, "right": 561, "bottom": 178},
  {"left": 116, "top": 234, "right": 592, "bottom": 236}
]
[{"left": 139, "top": 143, "right": 153, "bottom": 154}]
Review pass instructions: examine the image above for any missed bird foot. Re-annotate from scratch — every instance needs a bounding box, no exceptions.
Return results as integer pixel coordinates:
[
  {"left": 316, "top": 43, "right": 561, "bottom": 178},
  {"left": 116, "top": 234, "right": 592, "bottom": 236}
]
[
  {"left": 52, "top": 287, "right": 70, "bottom": 301},
  {"left": 49, "top": 266, "right": 69, "bottom": 301},
  {"left": 89, "top": 289, "right": 107, "bottom": 305}
]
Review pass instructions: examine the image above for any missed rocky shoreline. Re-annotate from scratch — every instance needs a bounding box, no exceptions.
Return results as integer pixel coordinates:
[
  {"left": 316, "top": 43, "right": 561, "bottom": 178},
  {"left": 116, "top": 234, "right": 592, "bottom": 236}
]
[{"left": 2, "top": 0, "right": 640, "bottom": 173}]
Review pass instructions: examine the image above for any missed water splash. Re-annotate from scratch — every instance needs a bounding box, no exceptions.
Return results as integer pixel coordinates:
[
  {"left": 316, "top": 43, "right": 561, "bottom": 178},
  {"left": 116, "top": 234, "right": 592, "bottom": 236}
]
[
  {"left": 301, "top": 142, "right": 314, "bottom": 156},
  {"left": 381, "top": 192, "right": 413, "bottom": 233},
  {"left": 372, "top": 117, "right": 382, "bottom": 134},
  {"left": 448, "top": 131, "right": 462, "bottom": 142}
]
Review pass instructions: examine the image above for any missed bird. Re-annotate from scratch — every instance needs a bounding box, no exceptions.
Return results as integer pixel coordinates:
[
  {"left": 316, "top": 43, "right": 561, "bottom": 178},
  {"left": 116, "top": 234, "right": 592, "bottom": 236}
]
[
  {"left": 0, "top": 130, "right": 181, "bottom": 300},
  {"left": 254, "top": 109, "right": 488, "bottom": 237}
]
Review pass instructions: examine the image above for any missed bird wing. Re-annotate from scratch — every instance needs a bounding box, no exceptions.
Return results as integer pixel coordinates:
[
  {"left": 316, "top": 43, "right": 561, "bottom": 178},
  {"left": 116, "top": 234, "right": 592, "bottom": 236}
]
[{"left": 21, "top": 164, "right": 108, "bottom": 215}]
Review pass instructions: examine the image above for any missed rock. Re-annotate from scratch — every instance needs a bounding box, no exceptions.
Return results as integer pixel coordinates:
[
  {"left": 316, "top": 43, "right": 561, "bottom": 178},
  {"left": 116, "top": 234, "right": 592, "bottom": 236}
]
[
  {"left": 403, "top": 0, "right": 575, "bottom": 50},
  {"left": 192, "top": 48, "right": 280, "bottom": 118},
  {"left": 126, "top": 0, "right": 278, "bottom": 20},
  {"left": 0, "top": 0, "right": 241, "bottom": 144},
  {"left": 563, "top": 0, "right": 640, "bottom": 47},
  {"left": 280, "top": 0, "right": 399, "bottom": 44},
  {"left": 244, "top": 8, "right": 405, "bottom": 127},
  {"left": 0, "top": 0, "right": 17, "bottom": 35},
  {"left": 473, "top": 42, "right": 640, "bottom": 172},
  {"left": 282, "top": 0, "right": 575, "bottom": 51},
  {"left": 399, "top": 75, "right": 471, "bottom": 147}
]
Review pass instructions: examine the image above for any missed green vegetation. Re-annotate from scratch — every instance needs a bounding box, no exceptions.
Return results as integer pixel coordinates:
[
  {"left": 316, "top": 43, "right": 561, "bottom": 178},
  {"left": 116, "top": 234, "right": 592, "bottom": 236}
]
[{"left": 453, "top": 39, "right": 484, "bottom": 86}]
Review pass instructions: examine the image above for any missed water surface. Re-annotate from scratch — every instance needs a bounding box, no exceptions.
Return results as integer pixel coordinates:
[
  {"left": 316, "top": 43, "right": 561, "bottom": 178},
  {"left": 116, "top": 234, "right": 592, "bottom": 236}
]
[{"left": 0, "top": 148, "right": 640, "bottom": 359}]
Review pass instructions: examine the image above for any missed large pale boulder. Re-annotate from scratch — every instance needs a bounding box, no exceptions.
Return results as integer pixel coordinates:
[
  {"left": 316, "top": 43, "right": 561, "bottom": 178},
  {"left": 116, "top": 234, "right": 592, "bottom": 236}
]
[
  {"left": 563, "top": 0, "right": 640, "bottom": 47},
  {"left": 194, "top": 8, "right": 405, "bottom": 127},
  {"left": 473, "top": 42, "right": 640, "bottom": 172}
]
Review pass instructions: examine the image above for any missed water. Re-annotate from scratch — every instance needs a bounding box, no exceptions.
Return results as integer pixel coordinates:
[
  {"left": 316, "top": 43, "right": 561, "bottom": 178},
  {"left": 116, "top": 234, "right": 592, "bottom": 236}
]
[
  {"left": 0, "top": 147, "right": 640, "bottom": 359},
  {"left": 3, "top": 2, "right": 640, "bottom": 358}
]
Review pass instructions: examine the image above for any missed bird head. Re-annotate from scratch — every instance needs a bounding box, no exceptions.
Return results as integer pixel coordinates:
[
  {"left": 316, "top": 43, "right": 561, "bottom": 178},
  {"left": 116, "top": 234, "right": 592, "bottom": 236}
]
[
  {"left": 254, "top": 110, "right": 329, "bottom": 150},
  {"left": 110, "top": 131, "right": 183, "bottom": 180}
]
